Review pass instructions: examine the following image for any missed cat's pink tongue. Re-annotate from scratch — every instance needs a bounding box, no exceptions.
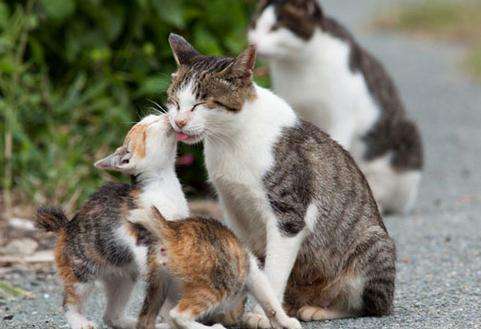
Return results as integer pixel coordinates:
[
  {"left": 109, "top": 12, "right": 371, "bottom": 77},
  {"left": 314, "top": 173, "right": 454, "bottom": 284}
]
[{"left": 176, "top": 133, "right": 190, "bottom": 141}]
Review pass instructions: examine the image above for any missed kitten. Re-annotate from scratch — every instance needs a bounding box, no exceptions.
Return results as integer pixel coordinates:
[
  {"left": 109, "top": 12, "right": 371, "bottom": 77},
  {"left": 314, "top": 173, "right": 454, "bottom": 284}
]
[
  {"left": 36, "top": 114, "right": 189, "bottom": 329},
  {"left": 248, "top": 0, "right": 423, "bottom": 214},
  {"left": 128, "top": 206, "right": 302, "bottom": 329},
  {"left": 166, "top": 33, "right": 396, "bottom": 326}
]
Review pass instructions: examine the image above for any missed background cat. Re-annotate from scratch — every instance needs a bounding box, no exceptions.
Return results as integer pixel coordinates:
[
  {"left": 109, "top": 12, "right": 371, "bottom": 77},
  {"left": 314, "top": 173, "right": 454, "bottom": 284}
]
[{"left": 248, "top": 0, "right": 423, "bottom": 214}]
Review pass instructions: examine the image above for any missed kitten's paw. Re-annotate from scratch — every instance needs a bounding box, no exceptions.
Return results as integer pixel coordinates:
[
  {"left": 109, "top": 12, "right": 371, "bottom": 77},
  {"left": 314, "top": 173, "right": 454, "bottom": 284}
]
[
  {"left": 243, "top": 312, "right": 271, "bottom": 329},
  {"left": 155, "top": 323, "right": 171, "bottom": 329},
  {"left": 71, "top": 319, "right": 96, "bottom": 329},
  {"left": 104, "top": 316, "right": 137, "bottom": 329},
  {"left": 211, "top": 324, "right": 227, "bottom": 329},
  {"left": 272, "top": 316, "right": 302, "bottom": 329}
]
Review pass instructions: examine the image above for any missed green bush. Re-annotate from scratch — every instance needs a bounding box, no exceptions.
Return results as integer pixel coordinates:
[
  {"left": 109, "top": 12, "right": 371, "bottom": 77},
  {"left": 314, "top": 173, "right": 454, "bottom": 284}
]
[{"left": 0, "top": 0, "right": 255, "bottom": 214}]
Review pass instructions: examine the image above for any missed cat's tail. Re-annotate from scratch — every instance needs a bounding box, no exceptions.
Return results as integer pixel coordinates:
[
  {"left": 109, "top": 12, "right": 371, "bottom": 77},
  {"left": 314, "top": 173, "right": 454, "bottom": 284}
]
[
  {"left": 130, "top": 206, "right": 177, "bottom": 241},
  {"left": 36, "top": 206, "right": 69, "bottom": 232}
]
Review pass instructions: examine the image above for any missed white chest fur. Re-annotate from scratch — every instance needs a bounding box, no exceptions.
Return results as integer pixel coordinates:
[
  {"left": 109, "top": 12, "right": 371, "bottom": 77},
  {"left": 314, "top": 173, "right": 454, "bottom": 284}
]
[
  {"left": 269, "top": 31, "right": 379, "bottom": 155},
  {"left": 204, "top": 86, "right": 298, "bottom": 252}
]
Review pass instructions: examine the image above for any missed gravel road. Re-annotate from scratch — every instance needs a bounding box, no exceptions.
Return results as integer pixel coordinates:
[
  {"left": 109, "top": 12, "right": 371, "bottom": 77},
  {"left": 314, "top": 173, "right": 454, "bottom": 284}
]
[{"left": 2, "top": 1, "right": 481, "bottom": 328}]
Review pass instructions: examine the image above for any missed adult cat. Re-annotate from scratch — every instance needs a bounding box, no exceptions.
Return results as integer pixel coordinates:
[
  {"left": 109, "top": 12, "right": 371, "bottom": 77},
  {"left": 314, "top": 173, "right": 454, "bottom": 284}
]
[
  {"left": 248, "top": 0, "right": 423, "bottom": 214},
  {"left": 166, "top": 34, "right": 396, "bottom": 327}
]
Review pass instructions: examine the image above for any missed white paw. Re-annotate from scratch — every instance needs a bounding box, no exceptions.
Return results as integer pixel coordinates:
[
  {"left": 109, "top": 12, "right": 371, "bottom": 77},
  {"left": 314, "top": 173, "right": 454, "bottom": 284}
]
[
  {"left": 273, "top": 316, "right": 302, "bottom": 329},
  {"left": 243, "top": 312, "right": 271, "bottom": 329},
  {"left": 155, "top": 323, "right": 171, "bottom": 329},
  {"left": 211, "top": 324, "right": 227, "bottom": 329},
  {"left": 104, "top": 316, "right": 137, "bottom": 329},
  {"left": 71, "top": 319, "right": 96, "bottom": 329}
]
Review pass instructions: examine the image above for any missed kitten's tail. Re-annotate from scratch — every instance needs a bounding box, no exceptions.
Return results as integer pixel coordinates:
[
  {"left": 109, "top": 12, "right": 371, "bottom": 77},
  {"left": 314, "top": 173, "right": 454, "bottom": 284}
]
[
  {"left": 36, "top": 206, "right": 69, "bottom": 232},
  {"left": 140, "top": 206, "right": 177, "bottom": 240}
]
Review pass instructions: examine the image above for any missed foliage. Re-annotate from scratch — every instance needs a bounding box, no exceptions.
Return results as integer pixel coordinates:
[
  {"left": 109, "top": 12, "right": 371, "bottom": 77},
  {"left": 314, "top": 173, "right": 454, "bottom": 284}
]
[{"left": 0, "top": 0, "right": 255, "bottom": 214}]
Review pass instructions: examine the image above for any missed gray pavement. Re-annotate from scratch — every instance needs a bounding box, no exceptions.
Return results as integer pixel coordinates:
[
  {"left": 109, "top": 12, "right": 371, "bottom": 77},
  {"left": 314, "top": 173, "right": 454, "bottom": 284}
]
[{"left": 2, "top": 1, "right": 481, "bottom": 328}]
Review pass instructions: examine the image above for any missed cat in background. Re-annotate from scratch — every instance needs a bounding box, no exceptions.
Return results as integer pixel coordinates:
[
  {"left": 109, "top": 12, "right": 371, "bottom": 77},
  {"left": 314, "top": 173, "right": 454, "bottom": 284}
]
[
  {"left": 248, "top": 0, "right": 423, "bottom": 214},
  {"left": 166, "top": 33, "right": 396, "bottom": 327}
]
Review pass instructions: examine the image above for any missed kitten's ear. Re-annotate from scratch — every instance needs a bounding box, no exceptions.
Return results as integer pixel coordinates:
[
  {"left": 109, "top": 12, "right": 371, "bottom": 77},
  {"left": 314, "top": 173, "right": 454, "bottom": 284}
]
[
  {"left": 94, "top": 146, "right": 132, "bottom": 171},
  {"left": 168, "top": 33, "right": 200, "bottom": 66},
  {"left": 220, "top": 46, "right": 257, "bottom": 82}
]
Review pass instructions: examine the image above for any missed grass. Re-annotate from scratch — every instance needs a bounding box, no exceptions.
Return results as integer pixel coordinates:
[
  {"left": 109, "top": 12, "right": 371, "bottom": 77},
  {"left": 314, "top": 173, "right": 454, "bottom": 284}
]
[{"left": 376, "top": 1, "right": 481, "bottom": 80}]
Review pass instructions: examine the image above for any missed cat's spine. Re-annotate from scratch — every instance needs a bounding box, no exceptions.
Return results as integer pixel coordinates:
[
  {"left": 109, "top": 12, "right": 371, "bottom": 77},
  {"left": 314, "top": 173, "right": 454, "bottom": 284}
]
[{"left": 36, "top": 206, "right": 69, "bottom": 232}]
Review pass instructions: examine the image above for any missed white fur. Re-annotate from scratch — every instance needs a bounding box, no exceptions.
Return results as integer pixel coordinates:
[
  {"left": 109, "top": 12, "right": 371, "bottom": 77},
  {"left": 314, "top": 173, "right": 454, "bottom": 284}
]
[
  {"left": 304, "top": 203, "right": 319, "bottom": 232},
  {"left": 358, "top": 153, "right": 421, "bottom": 214},
  {"left": 249, "top": 7, "right": 421, "bottom": 213}
]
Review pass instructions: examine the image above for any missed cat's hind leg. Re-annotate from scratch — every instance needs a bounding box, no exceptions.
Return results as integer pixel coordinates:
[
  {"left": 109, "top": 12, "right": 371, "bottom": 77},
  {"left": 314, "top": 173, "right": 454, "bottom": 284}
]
[
  {"left": 168, "top": 288, "right": 227, "bottom": 329},
  {"left": 297, "top": 306, "right": 353, "bottom": 321},
  {"left": 62, "top": 281, "right": 96, "bottom": 329},
  {"left": 102, "top": 272, "right": 137, "bottom": 329}
]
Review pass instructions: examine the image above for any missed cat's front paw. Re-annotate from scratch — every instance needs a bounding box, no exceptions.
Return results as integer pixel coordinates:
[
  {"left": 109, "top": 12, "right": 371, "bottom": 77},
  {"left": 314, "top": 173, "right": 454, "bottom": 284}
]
[{"left": 243, "top": 312, "right": 271, "bottom": 329}]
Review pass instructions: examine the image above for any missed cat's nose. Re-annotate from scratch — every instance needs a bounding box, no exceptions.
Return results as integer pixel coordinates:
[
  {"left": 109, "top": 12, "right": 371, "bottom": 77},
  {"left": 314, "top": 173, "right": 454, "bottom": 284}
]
[{"left": 175, "top": 118, "right": 187, "bottom": 129}]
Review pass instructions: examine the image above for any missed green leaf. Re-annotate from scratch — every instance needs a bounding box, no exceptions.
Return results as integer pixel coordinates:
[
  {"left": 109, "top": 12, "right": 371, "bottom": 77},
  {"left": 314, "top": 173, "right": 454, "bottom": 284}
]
[
  {"left": 0, "top": 3, "right": 9, "bottom": 30},
  {"left": 135, "top": 75, "right": 171, "bottom": 97},
  {"left": 152, "top": 0, "right": 185, "bottom": 28},
  {"left": 193, "top": 28, "right": 222, "bottom": 55},
  {"left": 40, "top": 0, "right": 75, "bottom": 21}
]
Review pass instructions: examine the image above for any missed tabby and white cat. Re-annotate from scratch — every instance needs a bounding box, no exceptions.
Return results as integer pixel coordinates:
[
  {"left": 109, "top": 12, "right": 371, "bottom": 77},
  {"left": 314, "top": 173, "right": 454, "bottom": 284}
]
[
  {"left": 248, "top": 0, "right": 423, "bottom": 214},
  {"left": 166, "top": 33, "right": 396, "bottom": 326}
]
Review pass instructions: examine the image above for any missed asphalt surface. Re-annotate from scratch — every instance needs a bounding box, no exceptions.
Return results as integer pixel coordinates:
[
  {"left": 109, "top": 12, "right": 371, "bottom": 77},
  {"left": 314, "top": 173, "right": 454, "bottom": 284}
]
[{"left": 2, "top": 1, "right": 481, "bottom": 328}]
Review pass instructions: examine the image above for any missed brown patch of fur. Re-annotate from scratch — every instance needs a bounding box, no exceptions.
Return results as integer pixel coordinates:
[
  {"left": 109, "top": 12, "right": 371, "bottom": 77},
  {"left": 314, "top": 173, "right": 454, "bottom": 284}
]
[
  {"left": 55, "top": 231, "right": 81, "bottom": 307},
  {"left": 124, "top": 124, "right": 147, "bottom": 158},
  {"left": 137, "top": 214, "right": 250, "bottom": 326}
]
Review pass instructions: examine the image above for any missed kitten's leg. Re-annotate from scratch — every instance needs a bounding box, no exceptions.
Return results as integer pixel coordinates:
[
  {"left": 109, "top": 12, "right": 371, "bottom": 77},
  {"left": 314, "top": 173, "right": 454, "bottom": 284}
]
[
  {"left": 63, "top": 282, "right": 96, "bottom": 329},
  {"left": 244, "top": 255, "right": 301, "bottom": 329},
  {"left": 102, "top": 273, "right": 137, "bottom": 329},
  {"left": 137, "top": 273, "right": 168, "bottom": 329},
  {"left": 168, "top": 290, "right": 227, "bottom": 329},
  {"left": 207, "top": 293, "right": 245, "bottom": 327}
]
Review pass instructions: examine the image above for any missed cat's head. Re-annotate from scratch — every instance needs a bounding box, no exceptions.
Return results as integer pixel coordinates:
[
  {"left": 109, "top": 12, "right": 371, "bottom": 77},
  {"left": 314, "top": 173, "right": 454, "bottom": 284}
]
[
  {"left": 95, "top": 114, "right": 176, "bottom": 175},
  {"left": 166, "top": 33, "right": 257, "bottom": 144},
  {"left": 248, "top": 0, "right": 323, "bottom": 59}
]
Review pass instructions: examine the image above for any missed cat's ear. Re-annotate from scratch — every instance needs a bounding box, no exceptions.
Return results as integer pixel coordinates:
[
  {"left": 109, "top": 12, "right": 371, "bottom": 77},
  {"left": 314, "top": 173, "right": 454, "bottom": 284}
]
[
  {"left": 306, "top": 0, "right": 323, "bottom": 19},
  {"left": 94, "top": 146, "right": 132, "bottom": 171},
  {"left": 168, "top": 33, "right": 200, "bottom": 66},
  {"left": 220, "top": 46, "right": 257, "bottom": 82}
]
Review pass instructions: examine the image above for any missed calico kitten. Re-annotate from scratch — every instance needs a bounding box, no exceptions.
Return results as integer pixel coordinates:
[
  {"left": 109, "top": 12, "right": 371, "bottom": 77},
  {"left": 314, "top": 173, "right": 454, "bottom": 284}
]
[
  {"left": 129, "top": 206, "right": 302, "bottom": 329},
  {"left": 248, "top": 0, "right": 423, "bottom": 214},
  {"left": 36, "top": 114, "right": 189, "bottom": 329},
  {"left": 166, "top": 34, "right": 396, "bottom": 326}
]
